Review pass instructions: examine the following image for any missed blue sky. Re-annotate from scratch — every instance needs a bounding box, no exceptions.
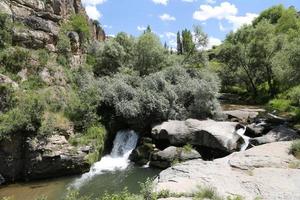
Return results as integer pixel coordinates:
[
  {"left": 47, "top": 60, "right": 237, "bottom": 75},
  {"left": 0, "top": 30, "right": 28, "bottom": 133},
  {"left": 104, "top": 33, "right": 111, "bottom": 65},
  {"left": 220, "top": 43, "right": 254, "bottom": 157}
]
[{"left": 82, "top": 0, "right": 300, "bottom": 48}]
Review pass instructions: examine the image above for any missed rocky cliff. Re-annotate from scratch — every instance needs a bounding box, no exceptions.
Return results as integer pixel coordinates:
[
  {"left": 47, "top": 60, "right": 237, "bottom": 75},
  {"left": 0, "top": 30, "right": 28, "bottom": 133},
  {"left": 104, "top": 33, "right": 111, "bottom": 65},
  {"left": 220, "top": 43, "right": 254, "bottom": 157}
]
[
  {"left": 0, "top": 0, "right": 105, "bottom": 51},
  {"left": 0, "top": 0, "right": 105, "bottom": 184}
]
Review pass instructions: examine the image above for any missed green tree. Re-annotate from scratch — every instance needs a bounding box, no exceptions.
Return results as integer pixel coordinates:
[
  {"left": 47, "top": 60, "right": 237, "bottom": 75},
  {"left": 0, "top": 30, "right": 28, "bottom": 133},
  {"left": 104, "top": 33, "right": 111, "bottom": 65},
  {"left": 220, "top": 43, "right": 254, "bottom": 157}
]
[
  {"left": 134, "top": 32, "right": 166, "bottom": 76},
  {"left": 182, "top": 29, "right": 194, "bottom": 54},
  {"left": 176, "top": 31, "right": 183, "bottom": 55}
]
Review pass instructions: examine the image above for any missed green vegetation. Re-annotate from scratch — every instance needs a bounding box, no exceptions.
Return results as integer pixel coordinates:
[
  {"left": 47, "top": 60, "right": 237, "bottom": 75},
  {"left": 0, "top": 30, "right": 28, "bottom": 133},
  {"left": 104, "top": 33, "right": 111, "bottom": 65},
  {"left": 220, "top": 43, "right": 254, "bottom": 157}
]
[
  {"left": 0, "top": 13, "right": 12, "bottom": 48},
  {"left": 183, "top": 143, "right": 193, "bottom": 153},
  {"left": 290, "top": 140, "right": 300, "bottom": 159},
  {"left": 193, "top": 187, "right": 223, "bottom": 200}
]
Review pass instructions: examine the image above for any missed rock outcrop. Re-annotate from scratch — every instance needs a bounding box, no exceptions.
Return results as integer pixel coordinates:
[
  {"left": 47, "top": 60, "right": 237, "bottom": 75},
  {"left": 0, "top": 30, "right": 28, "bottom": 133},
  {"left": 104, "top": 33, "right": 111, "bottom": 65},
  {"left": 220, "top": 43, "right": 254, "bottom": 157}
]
[
  {"left": 250, "top": 126, "right": 300, "bottom": 145},
  {"left": 151, "top": 119, "right": 246, "bottom": 153},
  {"left": 1, "top": 0, "right": 105, "bottom": 51},
  {"left": 0, "top": 134, "right": 91, "bottom": 183},
  {"left": 150, "top": 146, "right": 201, "bottom": 169},
  {"left": 154, "top": 142, "right": 300, "bottom": 200}
]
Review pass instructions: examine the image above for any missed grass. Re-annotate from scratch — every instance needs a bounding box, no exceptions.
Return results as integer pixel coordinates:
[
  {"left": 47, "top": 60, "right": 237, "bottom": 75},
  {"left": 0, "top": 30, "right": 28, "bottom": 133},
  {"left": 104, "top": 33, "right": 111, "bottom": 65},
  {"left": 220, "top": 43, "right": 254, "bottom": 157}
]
[
  {"left": 289, "top": 140, "right": 300, "bottom": 159},
  {"left": 193, "top": 186, "right": 223, "bottom": 200},
  {"left": 183, "top": 143, "right": 193, "bottom": 153}
]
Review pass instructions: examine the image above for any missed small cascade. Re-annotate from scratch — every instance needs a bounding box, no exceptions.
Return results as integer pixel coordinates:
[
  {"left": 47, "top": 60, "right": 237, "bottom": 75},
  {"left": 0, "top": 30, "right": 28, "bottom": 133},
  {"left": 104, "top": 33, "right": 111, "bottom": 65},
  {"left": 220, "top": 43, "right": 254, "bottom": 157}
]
[
  {"left": 71, "top": 130, "right": 138, "bottom": 188},
  {"left": 236, "top": 126, "right": 250, "bottom": 151}
]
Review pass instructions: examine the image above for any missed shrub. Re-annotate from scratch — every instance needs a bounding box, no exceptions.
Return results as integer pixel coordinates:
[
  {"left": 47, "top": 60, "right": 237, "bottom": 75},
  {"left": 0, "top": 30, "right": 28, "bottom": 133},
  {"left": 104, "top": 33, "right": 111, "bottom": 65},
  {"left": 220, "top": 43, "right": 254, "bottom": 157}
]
[
  {"left": 69, "top": 14, "right": 91, "bottom": 43},
  {"left": 286, "top": 86, "right": 300, "bottom": 106},
  {"left": 69, "top": 125, "right": 106, "bottom": 164},
  {"left": 0, "top": 13, "right": 13, "bottom": 48},
  {"left": 0, "top": 84, "right": 14, "bottom": 113},
  {"left": 21, "top": 75, "right": 45, "bottom": 90},
  {"left": 38, "top": 112, "right": 72, "bottom": 136},
  {"left": 183, "top": 144, "right": 193, "bottom": 153},
  {"left": 38, "top": 49, "right": 49, "bottom": 67},
  {"left": 0, "top": 91, "right": 45, "bottom": 140},
  {"left": 268, "top": 99, "right": 292, "bottom": 112},
  {"left": 290, "top": 140, "right": 300, "bottom": 159},
  {"left": 57, "top": 54, "right": 69, "bottom": 67},
  {"left": 193, "top": 186, "right": 223, "bottom": 200},
  {"left": 0, "top": 47, "right": 30, "bottom": 73},
  {"left": 98, "top": 66, "right": 221, "bottom": 128},
  {"left": 57, "top": 33, "right": 71, "bottom": 55}
]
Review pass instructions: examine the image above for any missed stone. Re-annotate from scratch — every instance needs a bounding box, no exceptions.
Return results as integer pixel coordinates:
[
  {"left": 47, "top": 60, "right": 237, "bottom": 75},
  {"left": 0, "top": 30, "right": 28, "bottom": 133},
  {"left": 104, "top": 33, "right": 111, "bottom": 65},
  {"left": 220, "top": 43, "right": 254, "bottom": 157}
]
[
  {"left": 129, "top": 137, "right": 155, "bottom": 165},
  {"left": 12, "top": 27, "right": 52, "bottom": 49},
  {"left": 0, "top": 1, "right": 12, "bottom": 15},
  {"left": 24, "top": 16, "right": 59, "bottom": 36},
  {"left": 152, "top": 119, "right": 245, "bottom": 153},
  {"left": 154, "top": 142, "right": 300, "bottom": 200},
  {"left": 222, "top": 108, "right": 265, "bottom": 123},
  {"left": 0, "top": 74, "right": 19, "bottom": 89},
  {"left": 150, "top": 146, "right": 201, "bottom": 169},
  {"left": 250, "top": 126, "right": 300, "bottom": 146}
]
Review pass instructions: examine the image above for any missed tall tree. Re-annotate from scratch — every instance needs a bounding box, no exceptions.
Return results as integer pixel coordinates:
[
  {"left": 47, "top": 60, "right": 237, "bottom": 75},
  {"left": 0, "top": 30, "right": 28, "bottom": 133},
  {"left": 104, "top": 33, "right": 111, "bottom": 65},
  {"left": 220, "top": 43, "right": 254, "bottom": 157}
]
[
  {"left": 176, "top": 31, "right": 183, "bottom": 55},
  {"left": 181, "top": 29, "right": 194, "bottom": 54}
]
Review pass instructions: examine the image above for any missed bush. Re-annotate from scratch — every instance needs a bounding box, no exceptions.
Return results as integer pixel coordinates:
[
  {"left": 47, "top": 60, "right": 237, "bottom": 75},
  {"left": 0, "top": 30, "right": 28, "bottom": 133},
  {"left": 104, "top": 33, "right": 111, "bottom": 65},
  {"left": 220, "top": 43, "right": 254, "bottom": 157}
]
[
  {"left": 0, "top": 13, "right": 13, "bottom": 48},
  {"left": 193, "top": 186, "right": 223, "bottom": 200},
  {"left": 98, "top": 66, "right": 220, "bottom": 128},
  {"left": 38, "top": 49, "right": 49, "bottom": 67},
  {"left": 21, "top": 75, "right": 46, "bottom": 90},
  {"left": 268, "top": 99, "right": 292, "bottom": 112},
  {"left": 0, "top": 91, "right": 45, "bottom": 140},
  {"left": 286, "top": 86, "right": 300, "bottom": 106},
  {"left": 0, "top": 47, "right": 30, "bottom": 73},
  {"left": 290, "top": 140, "right": 300, "bottom": 159},
  {"left": 57, "top": 33, "right": 71, "bottom": 55},
  {"left": 183, "top": 144, "right": 193, "bottom": 153},
  {"left": 0, "top": 84, "right": 14, "bottom": 113},
  {"left": 38, "top": 112, "right": 72, "bottom": 136},
  {"left": 69, "top": 14, "right": 91, "bottom": 43}
]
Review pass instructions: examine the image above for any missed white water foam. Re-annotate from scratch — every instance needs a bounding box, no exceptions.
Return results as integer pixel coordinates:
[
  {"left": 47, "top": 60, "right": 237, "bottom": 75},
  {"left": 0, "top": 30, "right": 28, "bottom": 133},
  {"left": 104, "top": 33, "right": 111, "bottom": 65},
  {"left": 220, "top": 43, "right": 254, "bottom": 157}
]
[
  {"left": 236, "top": 126, "right": 250, "bottom": 151},
  {"left": 71, "top": 130, "right": 138, "bottom": 188}
]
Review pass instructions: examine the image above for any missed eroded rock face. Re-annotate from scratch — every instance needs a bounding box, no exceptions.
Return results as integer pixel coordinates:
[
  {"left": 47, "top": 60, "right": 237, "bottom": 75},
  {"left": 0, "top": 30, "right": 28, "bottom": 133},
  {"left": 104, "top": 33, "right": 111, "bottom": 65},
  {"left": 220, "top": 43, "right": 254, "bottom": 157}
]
[
  {"left": 154, "top": 142, "right": 300, "bottom": 200},
  {"left": 151, "top": 119, "right": 244, "bottom": 153},
  {"left": 0, "top": 134, "right": 91, "bottom": 183}
]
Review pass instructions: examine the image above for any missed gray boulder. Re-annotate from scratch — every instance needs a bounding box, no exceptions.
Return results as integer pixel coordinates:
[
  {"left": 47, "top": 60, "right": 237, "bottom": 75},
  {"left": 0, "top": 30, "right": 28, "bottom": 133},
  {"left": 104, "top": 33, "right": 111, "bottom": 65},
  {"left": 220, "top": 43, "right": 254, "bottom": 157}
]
[
  {"left": 150, "top": 146, "right": 201, "bottom": 169},
  {"left": 152, "top": 119, "right": 245, "bottom": 153},
  {"left": 154, "top": 142, "right": 300, "bottom": 200},
  {"left": 250, "top": 126, "right": 300, "bottom": 145},
  {"left": 222, "top": 108, "right": 265, "bottom": 122}
]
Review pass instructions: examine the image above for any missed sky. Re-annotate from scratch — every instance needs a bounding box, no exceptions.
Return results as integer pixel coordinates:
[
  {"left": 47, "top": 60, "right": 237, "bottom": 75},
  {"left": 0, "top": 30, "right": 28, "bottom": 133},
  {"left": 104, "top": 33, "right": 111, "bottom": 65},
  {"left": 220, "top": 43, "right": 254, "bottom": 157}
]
[{"left": 82, "top": 0, "right": 300, "bottom": 49}]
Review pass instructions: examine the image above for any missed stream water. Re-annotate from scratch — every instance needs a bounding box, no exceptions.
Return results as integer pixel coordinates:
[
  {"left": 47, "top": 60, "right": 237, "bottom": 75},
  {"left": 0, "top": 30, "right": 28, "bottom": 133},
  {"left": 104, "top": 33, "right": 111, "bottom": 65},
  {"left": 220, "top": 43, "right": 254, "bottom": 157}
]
[{"left": 0, "top": 130, "right": 160, "bottom": 200}]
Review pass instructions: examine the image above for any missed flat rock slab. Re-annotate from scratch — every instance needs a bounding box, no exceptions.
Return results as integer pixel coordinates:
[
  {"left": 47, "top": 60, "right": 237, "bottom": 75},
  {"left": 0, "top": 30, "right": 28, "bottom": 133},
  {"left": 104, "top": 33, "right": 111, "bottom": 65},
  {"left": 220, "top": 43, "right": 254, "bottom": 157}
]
[{"left": 154, "top": 142, "right": 300, "bottom": 200}]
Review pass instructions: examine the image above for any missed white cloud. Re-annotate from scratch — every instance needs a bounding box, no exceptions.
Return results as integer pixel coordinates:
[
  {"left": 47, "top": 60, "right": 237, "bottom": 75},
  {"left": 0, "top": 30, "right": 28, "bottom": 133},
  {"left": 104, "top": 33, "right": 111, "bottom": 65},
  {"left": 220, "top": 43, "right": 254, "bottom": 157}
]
[
  {"left": 182, "top": 0, "right": 197, "bottom": 3},
  {"left": 152, "top": 0, "right": 169, "bottom": 5},
  {"left": 193, "top": 2, "right": 258, "bottom": 31},
  {"left": 193, "top": 2, "right": 237, "bottom": 21},
  {"left": 219, "top": 22, "right": 226, "bottom": 32},
  {"left": 85, "top": 5, "right": 102, "bottom": 20},
  {"left": 159, "top": 13, "right": 176, "bottom": 21},
  {"left": 137, "top": 26, "right": 146, "bottom": 31},
  {"left": 103, "top": 24, "right": 112, "bottom": 29},
  {"left": 165, "top": 32, "right": 176, "bottom": 38},
  {"left": 206, "top": 0, "right": 216, "bottom": 4},
  {"left": 207, "top": 37, "right": 222, "bottom": 49},
  {"left": 227, "top": 13, "right": 258, "bottom": 30},
  {"left": 82, "top": 0, "right": 106, "bottom": 6}
]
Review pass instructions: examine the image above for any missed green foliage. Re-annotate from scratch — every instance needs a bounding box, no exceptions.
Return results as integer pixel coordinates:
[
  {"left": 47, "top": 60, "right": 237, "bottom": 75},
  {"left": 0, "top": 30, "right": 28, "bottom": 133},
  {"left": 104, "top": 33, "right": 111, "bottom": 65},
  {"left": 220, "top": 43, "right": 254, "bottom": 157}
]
[
  {"left": 134, "top": 32, "right": 167, "bottom": 76},
  {"left": 182, "top": 29, "right": 195, "bottom": 54},
  {"left": 253, "top": 5, "right": 284, "bottom": 25},
  {"left": 69, "top": 14, "right": 91, "bottom": 42},
  {"left": 226, "top": 196, "right": 245, "bottom": 200},
  {"left": 0, "top": 91, "right": 45, "bottom": 140},
  {"left": 0, "top": 13, "right": 13, "bottom": 48},
  {"left": 57, "top": 33, "right": 71, "bottom": 55},
  {"left": 37, "top": 49, "right": 49, "bottom": 67},
  {"left": 139, "top": 178, "right": 155, "bottom": 200},
  {"left": 290, "top": 140, "right": 300, "bottom": 159},
  {"left": 0, "top": 84, "right": 14, "bottom": 113},
  {"left": 193, "top": 186, "right": 223, "bottom": 200},
  {"left": 268, "top": 99, "right": 292, "bottom": 112},
  {"left": 21, "top": 75, "right": 46, "bottom": 90},
  {"left": 100, "top": 188, "right": 141, "bottom": 200},
  {"left": 286, "top": 86, "right": 300, "bottom": 106},
  {"left": 93, "top": 39, "right": 126, "bottom": 76},
  {"left": 183, "top": 144, "right": 193, "bottom": 153},
  {"left": 70, "top": 125, "right": 106, "bottom": 164},
  {"left": 0, "top": 47, "right": 30, "bottom": 73},
  {"left": 64, "top": 190, "right": 91, "bottom": 200},
  {"left": 57, "top": 54, "right": 69, "bottom": 67},
  {"left": 98, "top": 66, "right": 220, "bottom": 128}
]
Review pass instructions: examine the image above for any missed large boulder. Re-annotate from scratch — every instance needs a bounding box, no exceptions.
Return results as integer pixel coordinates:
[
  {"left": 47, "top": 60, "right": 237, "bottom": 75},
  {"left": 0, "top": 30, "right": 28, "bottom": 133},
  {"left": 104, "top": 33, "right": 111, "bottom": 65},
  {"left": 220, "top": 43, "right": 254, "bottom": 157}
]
[
  {"left": 250, "top": 126, "right": 300, "bottom": 145},
  {"left": 151, "top": 119, "right": 245, "bottom": 153},
  {"left": 0, "top": 134, "right": 91, "bottom": 183},
  {"left": 154, "top": 142, "right": 300, "bottom": 200},
  {"left": 150, "top": 146, "right": 201, "bottom": 169},
  {"left": 222, "top": 108, "right": 265, "bottom": 123},
  {"left": 129, "top": 137, "right": 156, "bottom": 165},
  {"left": 24, "top": 134, "right": 90, "bottom": 180}
]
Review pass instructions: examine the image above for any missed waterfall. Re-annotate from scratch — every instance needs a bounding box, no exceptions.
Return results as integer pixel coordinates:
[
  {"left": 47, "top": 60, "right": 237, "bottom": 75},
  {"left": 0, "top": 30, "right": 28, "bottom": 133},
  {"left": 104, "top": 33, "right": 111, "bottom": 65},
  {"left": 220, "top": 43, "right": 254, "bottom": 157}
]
[
  {"left": 236, "top": 126, "right": 250, "bottom": 151},
  {"left": 71, "top": 130, "right": 138, "bottom": 188}
]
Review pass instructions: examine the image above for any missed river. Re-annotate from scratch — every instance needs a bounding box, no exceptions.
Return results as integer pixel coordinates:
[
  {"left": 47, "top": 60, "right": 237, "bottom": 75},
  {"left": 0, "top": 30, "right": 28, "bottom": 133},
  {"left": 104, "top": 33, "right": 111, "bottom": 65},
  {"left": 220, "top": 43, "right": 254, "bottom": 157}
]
[{"left": 0, "top": 130, "right": 160, "bottom": 200}]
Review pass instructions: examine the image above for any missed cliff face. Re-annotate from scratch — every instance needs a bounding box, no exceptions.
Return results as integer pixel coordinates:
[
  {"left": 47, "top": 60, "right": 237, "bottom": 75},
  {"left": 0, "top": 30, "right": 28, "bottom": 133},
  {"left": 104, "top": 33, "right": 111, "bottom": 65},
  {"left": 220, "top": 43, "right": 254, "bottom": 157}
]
[{"left": 0, "top": 0, "right": 105, "bottom": 51}]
